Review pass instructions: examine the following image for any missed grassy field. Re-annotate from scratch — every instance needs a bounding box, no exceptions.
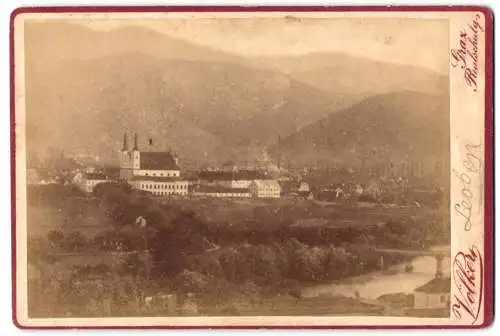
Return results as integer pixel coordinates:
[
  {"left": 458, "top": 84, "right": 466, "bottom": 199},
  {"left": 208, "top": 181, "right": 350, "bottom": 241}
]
[
  {"left": 26, "top": 187, "right": 449, "bottom": 318},
  {"left": 27, "top": 195, "right": 427, "bottom": 238},
  {"left": 200, "top": 295, "right": 385, "bottom": 316},
  {"left": 29, "top": 293, "right": 387, "bottom": 318}
]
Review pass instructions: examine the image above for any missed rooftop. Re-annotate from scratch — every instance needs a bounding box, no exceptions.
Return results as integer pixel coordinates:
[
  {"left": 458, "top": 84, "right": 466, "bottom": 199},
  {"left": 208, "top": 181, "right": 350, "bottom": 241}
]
[
  {"left": 250, "top": 179, "right": 282, "bottom": 188},
  {"left": 414, "top": 277, "right": 451, "bottom": 294},
  {"left": 194, "top": 185, "right": 250, "bottom": 194},
  {"left": 130, "top": 175, "right": 184, "bottom": 182},
  {"left": 84, "top": 172, "right": 110, "bottom": 180},
  {"left": 198, "top": 170, "right": 270, "bottom": 181},
  {"left": 140, "top": 152, "right": 179, "bottom": 170}
]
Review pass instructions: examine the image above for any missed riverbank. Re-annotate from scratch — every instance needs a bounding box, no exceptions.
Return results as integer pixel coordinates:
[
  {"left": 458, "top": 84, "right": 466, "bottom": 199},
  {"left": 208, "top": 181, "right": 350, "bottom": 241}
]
[{"left": 302, "top": 252, "right": 451, "bottom": 300}]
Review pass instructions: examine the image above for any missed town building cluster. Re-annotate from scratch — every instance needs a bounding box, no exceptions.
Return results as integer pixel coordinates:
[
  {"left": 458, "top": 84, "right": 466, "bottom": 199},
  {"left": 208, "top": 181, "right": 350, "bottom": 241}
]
[
  {"left": 27, "top": 133, "right": 443, "bottom": 203},
  {"left": 73, "top": 133, "right": 283, "bottom": 199}
]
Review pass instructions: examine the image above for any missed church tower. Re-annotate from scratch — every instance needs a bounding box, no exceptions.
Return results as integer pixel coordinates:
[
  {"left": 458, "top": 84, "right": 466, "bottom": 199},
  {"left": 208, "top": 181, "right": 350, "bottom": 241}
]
[
  {"left": 133, "top": 133, "right": 139, "bottom": 151},
  {"left": 122, "top": 132, "right": 129, "bottom": 152},
  {"left": 119, "top": 131, "right": 139, "bottom": 180},
  {"left": 131, "top": 133, "right": 141, "bottom": 170},
  {"left": 119, "top": 131, "right": 131, "bottom": 168}
]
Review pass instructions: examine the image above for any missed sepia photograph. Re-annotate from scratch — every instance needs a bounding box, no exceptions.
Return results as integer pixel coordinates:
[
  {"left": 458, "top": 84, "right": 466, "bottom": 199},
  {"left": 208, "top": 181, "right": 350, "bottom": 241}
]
[{"left": 12, "top": 8, "right": 491, "bottom": 328}]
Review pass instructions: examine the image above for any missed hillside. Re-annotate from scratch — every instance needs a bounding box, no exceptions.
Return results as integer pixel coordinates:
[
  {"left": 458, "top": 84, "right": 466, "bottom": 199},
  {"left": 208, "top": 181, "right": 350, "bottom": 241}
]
[
  {"left": 256, "top": 52, "right": 448, "bottom": 97},
  {"left": 23, "top": 21, "right": 245, "bottom": 63},
  {"left": 23, "top": 21, "right": 449, "bottom": 169},
  {"left": 268, "top": 91, "right": 450, "bottom": 171},
  {"left": 25, "top": 53, "right": 348, "bottom": 167}
]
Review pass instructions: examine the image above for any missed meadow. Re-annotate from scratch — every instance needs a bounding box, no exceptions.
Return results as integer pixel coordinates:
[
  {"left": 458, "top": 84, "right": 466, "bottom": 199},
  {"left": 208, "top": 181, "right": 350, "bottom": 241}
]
[{"left": 26, "top": 183, "right": 449, "bottom": 317}]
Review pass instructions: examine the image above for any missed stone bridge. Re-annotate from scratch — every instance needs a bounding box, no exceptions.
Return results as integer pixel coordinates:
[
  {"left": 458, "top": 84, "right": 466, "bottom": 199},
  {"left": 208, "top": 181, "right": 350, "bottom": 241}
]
[{"left": 374, "top": 246, "right": 451, "bottom": 278}]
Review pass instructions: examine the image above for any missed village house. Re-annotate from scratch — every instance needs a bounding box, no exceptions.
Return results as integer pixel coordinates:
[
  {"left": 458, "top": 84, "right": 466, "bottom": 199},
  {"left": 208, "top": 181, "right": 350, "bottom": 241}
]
[
  {"left": 298, "top": 181, "right": 310, "bottom": 193},
  {"left": 249, "top": 179, "right": 281, "bottom": 199},
  {"left": 413, "top": 277, "right": 451, "bottom": 310},
  {"left": 74, "top": 171, "right": 112, "bottom": 193}
]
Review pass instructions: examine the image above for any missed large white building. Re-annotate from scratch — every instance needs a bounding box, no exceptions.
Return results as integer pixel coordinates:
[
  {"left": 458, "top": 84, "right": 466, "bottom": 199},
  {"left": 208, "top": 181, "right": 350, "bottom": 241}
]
[
  {"left": 198, "top": 170, "right": 270, "bottom": 189},
  {"left": 119, "top": 133, "right": 188, "bottom": 196},
  {"left": 192, "top": 185, "right": 251, "bottom": 198},
  {"left": 197, "top": 170, "right": 281, "bottom": 199},
  {"left": 249, "top": 180, "right": 281, "bottom": 199}
]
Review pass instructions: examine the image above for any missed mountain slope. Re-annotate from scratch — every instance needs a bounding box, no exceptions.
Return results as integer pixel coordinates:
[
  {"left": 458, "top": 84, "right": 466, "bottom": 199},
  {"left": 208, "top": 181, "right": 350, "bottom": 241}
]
[
  {"left": 24, "top": 21, "right": 246, "bottom": 63},
  {"left": 255, "top": 52, "right": 448, "bottom": 97},
  {"left": 23, "top": 21, "right": 450, "bottom": 169},
  {"left": 268, "top": 91, "right": 449, "bottom": 170},
  {"left": 25, "top": 53, "right": 350, "bottom": 167}
]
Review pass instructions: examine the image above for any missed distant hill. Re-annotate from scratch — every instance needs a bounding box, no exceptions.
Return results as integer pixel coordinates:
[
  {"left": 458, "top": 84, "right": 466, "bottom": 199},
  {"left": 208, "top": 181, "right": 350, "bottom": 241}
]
[
  {"left": 25, "top": 52, "right": 347, "bottom": 167},
  {"left": 23, "top": 21, "right": 244, "bottom": 63},
  {"left": 23, "top": 22, "right": 449, "bottom": 169},
  {"left": 268, "top": 91, "right": 449, "bottom": 171},
  {"left": 255, "top": 52, "right": 448, "bottom": 103}
]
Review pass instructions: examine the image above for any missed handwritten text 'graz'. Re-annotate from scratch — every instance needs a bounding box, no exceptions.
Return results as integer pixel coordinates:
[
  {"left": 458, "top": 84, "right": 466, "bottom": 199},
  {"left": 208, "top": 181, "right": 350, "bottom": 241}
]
[{"left": 450, "top": 14, "right": 484, "bottom": 92}]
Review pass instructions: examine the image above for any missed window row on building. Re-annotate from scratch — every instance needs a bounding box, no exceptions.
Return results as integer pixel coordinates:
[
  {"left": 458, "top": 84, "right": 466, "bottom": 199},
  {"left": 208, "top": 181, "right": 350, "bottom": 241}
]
[
  {"left": 140, "top": 183, "right": 187, "bottom": 190},
  {"left": 144, "top": 173, "right": 175, "bottom": 177},
  {"left": 151, "top": 191, "right": 186, "bottom": 197}
]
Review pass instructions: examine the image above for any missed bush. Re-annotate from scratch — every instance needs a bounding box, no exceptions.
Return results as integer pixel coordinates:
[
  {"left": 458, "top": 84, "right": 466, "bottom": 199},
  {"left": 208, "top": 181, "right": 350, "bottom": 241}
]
[
  {"left": 219, "top": 248, "right": 251, "bottom": 282},
  {"left": 175, "top": 270, "right": 210, "bottom": 293},
  {"left": 93, "top": 182, "right": 131, "bottom": 198},
  {"left": 186, "top": 254, "right": 223, "bottom": 277},
  {"left": 122, "top": 254, "right": 145, "bottom": 277},
  {"left": 64, "top": 231, "right": 87, "bottom": 251},
  {"left": 47, "top": 230, "right": 64, "bottom": 249},
  {"left": 28, "top": 184, "right": 85, "bottom": 206}
]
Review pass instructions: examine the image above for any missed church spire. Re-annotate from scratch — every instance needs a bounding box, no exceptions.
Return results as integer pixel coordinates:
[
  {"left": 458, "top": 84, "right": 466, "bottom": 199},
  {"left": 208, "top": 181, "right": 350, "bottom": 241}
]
[
  {"left": 133, "top": 133, "right": 139, "bottom": 151},
  {"left": 122, "top": 131, "right": 128, "bottom": 151}
]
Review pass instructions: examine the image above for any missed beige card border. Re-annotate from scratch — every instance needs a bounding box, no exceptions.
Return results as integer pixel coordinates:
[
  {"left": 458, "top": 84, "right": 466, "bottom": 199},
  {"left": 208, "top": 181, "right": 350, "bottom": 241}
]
[{"left": 12, "top": 9, "right": 491, "bottom": 328}]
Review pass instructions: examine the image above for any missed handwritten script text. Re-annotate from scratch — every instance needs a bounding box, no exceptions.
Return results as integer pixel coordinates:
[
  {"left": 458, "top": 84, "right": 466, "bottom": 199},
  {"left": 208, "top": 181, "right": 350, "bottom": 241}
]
[
  {"left": 450, "top": 14, "right": 484, "bottom": 91},
  {"left": 453, "top": 142, "right": 483, "bottom": 231},
  {"left": 452, "top": 246, "right": 483, "bottom": 323}
]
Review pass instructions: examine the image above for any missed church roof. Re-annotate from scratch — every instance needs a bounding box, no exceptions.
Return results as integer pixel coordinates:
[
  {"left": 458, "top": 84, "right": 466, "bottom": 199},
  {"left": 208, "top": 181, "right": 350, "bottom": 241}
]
[{"left": 139, "top": 152, "right": 179, "bottom": 170}]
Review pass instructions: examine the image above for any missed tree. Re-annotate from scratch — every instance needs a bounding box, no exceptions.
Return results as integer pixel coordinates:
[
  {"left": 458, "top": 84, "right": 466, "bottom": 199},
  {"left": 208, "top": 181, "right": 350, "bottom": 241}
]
[
  {"left": 47, "top": 230, "right": 64, "bottom": 249},
  {"left": 219, "top": 248, "right": 250, "bottom": 282},
  {"left": 175, "top": 270, "right": 210, "bottom": 293},
  {"left": 122, "top": 254, "right": 145, "bottom": 277},
  {"left": 64, "top": 231, "right": 87, "bottom": 251},
  {"left": 323, "top": 245, "right": 350, "bottom": 280},
  {"left": 186, "top": 254, "right": 223, "bottom": 277},
  {"left": 93, "top": 182, "right": 131, "bottom": 198}
]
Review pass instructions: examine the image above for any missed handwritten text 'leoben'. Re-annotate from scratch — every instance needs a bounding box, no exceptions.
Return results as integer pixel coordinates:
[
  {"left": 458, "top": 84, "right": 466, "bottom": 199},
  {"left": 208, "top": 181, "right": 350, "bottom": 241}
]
[
  {"left": 453, "top": 143, "right": 482, "bottom": 232},
  {"left": 450, "top": 14, "right": 484, "bottom": 92}
]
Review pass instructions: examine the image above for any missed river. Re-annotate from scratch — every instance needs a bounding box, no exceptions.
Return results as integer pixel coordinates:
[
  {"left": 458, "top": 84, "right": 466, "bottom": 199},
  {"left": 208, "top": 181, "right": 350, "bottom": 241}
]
[{"left": 302, "top": 246, "right": 451, "bottom": 300}]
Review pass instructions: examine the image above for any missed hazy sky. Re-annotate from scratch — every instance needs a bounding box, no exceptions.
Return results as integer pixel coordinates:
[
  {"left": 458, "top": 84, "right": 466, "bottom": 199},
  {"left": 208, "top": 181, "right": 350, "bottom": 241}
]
[{"left": 80, "top": 17, "right": 449, "bottom": 74}]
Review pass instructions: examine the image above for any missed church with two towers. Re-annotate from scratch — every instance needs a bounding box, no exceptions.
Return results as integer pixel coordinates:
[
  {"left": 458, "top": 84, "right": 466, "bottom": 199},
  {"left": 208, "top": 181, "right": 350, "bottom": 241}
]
[{"left": 118, "top": 132, "right": 188, "bottom": 197}]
